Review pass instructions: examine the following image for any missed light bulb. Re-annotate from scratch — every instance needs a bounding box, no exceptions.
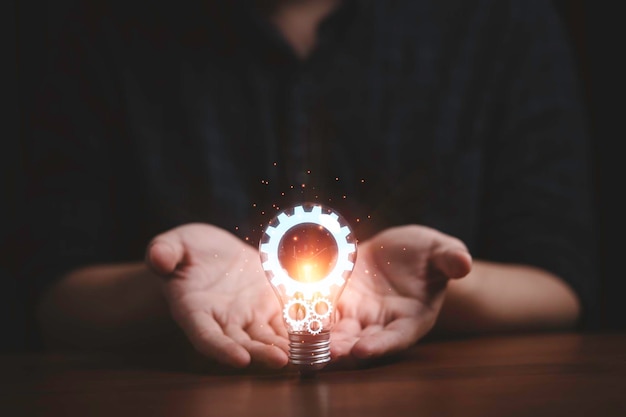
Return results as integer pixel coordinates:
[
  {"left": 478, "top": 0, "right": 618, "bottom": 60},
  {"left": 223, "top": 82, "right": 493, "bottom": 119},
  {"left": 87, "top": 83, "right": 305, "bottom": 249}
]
[{"left": 259, "top": 203, "right": 357, "bottom": 372}]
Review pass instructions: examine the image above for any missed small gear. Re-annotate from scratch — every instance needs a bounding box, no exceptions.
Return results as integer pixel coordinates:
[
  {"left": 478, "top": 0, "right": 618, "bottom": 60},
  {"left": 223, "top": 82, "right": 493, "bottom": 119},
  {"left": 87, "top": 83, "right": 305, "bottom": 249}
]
[
  {"left": 306, "top": 318, "right": 323, "bottom": 335},
  {"left": 283, "top": 299, "right": 310, "bottom": 331},
  {"left": 310, "top": 297, "right": 333, "bottom": 321}
]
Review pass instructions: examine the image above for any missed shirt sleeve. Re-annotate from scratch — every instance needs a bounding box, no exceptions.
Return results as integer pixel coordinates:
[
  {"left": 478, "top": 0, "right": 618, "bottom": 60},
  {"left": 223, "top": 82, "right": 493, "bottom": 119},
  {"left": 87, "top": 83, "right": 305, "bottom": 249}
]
[{"left": 477, "top": 0, "right": 598, "bottom": 327}]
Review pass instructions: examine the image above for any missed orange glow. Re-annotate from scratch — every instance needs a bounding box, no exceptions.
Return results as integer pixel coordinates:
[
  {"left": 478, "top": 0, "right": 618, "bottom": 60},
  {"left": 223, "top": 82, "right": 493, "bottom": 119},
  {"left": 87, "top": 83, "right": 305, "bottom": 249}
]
[{"left": 278, "top": 223, "right": 338, "bottom": 283}]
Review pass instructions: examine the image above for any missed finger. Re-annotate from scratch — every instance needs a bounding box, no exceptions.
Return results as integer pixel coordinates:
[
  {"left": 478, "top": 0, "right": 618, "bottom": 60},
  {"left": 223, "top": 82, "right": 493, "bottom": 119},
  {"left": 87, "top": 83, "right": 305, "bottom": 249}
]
[
  {"left": 358, "top": 324, "right": 385, "bottom": 337},
  {"left": 431, "top": 246, "right": 472, "bottom": 279},
  {"left": 330, "top": 331, "right": 359, "bottom": 359},
  {"left": 246, "top": 322, "right": 289, "bottom": 354},
  {"left": 270, "top": 313, "right": 289, "bottom": 338},
  {"left": 146, "top": 232, "right": 186, "bottom": 276},
  {"left": 177, "top": 311, "right": 251, "bottom": 368},
  {"left": 225, "top": 324, "right": 288, "bottom": 369},
  {"left": 333, "top": 316, "right": 362, "bottom": 335},
  {"left": 350, "top": 317, "right": 427, "bottom": 359},
  {"left": 330, "top": 318, "right": 362, "bottom": 359}
]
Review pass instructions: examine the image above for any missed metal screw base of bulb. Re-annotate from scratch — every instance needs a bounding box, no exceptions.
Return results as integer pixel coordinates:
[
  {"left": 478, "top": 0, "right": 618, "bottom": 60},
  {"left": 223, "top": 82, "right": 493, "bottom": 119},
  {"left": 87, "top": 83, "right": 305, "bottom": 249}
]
[{"left": 288, "top": 331, "right": 331, "bottom": 372}]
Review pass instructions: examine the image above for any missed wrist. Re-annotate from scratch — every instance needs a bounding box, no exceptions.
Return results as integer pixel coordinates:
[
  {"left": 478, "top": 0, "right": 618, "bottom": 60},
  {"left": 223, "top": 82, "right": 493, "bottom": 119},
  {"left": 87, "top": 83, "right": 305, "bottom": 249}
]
[{"left": 37, "top": 262, "right": 173, "bottom": 350}]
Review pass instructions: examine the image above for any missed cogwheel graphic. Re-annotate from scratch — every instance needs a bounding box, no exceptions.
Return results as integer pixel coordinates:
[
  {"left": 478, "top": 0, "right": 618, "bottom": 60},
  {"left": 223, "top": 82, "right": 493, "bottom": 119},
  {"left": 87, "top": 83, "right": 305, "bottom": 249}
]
[
  {"left": 306, "top": 318, "right": 323, "bottom": 335},
  {"left": 310, "top": 297, "right": 333, "bottom": 321},
  {"left": 260, "top": 204, "right": 356, "bottom": 298},
  {"left": 283, "top": 299, "right": 310, "bottom": 331}
]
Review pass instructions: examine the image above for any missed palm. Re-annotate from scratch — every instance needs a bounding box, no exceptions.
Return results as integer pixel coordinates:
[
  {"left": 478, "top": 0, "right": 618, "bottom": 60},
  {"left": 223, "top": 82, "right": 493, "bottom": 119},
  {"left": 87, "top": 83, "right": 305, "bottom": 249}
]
[
  {"left": 332, "top": 225, "right": 471, "bottom": 360},
  {"left": 151, "top": 224, "right": 288, "bottom": 368}
]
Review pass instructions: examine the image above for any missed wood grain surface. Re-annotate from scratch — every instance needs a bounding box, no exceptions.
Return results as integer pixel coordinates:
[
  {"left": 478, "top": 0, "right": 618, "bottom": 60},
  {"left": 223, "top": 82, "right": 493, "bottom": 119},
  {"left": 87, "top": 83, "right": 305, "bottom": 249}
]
[{"left": 1, "top": 332, "right": 625, "bottom": 417}]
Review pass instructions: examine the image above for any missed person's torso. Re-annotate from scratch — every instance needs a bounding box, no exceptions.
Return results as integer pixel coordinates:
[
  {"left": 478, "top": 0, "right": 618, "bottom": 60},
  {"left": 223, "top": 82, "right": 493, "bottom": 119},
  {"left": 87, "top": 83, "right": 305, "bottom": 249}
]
[{"left": 101, "top": 0, "right": 511, "bottom": 252}]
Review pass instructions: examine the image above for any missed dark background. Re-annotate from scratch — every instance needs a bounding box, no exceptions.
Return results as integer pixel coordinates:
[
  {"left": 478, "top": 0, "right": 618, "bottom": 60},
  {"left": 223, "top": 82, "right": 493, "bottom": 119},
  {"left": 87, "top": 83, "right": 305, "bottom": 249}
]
[{"left": 5, "top": 0, "right": 625, "bottom": 352}]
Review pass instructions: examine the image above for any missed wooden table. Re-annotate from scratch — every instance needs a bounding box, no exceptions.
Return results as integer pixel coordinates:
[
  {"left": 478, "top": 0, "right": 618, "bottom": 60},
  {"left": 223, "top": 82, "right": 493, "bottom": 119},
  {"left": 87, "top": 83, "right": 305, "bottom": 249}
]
[{"left": 1, "top": 332, "right": 625, "bottom": 417}]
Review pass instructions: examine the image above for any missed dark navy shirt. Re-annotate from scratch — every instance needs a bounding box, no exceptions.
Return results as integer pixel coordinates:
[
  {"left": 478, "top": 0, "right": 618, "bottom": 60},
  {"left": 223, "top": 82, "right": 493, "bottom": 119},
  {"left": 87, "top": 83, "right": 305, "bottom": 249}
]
[{"left": 23, "top": 0, "right": 597, "bottom": 325}]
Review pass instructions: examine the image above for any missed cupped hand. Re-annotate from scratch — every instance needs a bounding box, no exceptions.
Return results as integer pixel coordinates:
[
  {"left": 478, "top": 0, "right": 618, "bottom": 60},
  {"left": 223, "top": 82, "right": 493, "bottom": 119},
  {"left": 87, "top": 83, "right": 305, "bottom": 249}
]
[
  {"left": 146, "top": 224, "right": 288, "bottom": 368},
  {"left": 331, "top": 225, "right": 472, "bottom": 360}
]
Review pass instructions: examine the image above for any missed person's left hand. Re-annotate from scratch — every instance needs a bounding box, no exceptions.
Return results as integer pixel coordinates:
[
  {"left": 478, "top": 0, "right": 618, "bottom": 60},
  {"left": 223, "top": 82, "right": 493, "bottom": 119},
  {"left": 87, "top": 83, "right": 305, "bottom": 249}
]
[{"left": 331, "top": 225, "right": 472, "bottom": 360}]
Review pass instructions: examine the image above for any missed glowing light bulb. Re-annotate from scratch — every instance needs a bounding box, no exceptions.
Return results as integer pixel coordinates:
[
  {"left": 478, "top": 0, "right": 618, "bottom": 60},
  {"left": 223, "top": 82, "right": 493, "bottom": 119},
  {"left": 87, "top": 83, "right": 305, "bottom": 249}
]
[{"left": 259, "top": 203, "right": 357, "bottom": 372}]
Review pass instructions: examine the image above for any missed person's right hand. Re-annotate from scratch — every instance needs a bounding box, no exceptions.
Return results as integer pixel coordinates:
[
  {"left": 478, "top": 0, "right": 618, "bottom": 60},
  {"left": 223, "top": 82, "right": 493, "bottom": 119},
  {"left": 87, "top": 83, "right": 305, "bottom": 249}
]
[{"left": 145, "top": 223, "right": 289, "bottom": 368}]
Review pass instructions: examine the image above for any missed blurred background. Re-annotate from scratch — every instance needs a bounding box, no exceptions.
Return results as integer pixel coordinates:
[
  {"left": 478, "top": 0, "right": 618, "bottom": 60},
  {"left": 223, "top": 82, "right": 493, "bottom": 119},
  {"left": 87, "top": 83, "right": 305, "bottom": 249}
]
[{"left": 5, "top": 0, "right": 625, "bottom": 352}]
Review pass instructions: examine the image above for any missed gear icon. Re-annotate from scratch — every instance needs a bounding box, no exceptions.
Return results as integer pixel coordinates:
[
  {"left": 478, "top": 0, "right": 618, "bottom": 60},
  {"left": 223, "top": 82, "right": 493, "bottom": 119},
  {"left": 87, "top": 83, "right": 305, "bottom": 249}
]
[
  {"left": 260, "top": 204, "right": 356, "bottom": 298},
  {"left": 310, "top": 297, "right": 333, "bottom": 321},
  {"left": 283, "top": 299, "right": 310, "bottom": 331},
  {"left": 283, "top": 297, "right": 334, "bottom": 334},
  {"left": 306, "top": 318, "right": 323, "bottom": 335}
]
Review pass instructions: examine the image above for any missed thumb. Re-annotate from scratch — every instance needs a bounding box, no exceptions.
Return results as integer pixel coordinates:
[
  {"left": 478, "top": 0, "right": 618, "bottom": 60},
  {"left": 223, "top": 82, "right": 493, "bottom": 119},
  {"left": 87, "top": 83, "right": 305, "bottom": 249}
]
[
  {"left": 431, "top": 246, "right": 472, "bottom": 279},
  {"left": 145, "top": 231, "right": 186, "bottom": 276}
]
